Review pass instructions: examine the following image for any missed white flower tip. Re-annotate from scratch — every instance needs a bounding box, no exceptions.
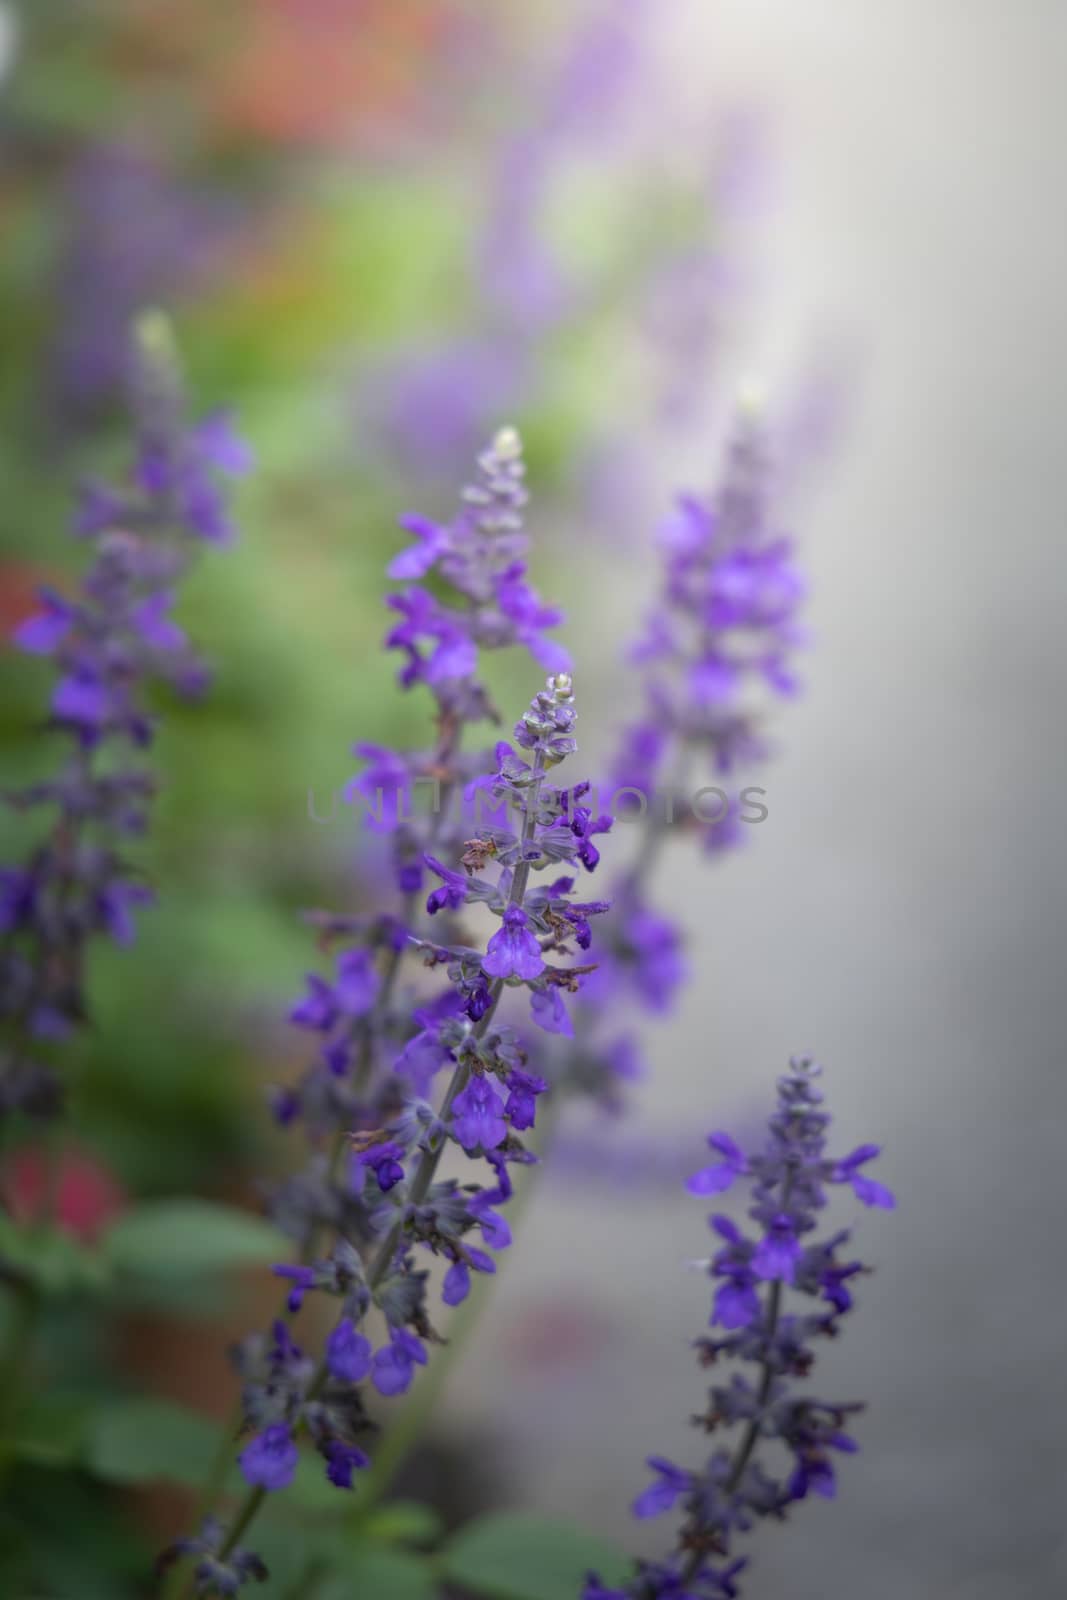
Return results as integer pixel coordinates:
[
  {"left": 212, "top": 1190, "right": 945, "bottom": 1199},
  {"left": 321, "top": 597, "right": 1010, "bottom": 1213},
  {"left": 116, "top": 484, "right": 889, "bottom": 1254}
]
[
  {"left": 737, "top": 377, "right": 767, "bottom": 417},
  {"left": 492, "top": 424, "right": 522, "bottom": 460},
  {"left": 547, "top": 672, "right": 573, "bottom": 700},
  {"left": 135, "top": 307, "right": 177, "bottom": 361}
]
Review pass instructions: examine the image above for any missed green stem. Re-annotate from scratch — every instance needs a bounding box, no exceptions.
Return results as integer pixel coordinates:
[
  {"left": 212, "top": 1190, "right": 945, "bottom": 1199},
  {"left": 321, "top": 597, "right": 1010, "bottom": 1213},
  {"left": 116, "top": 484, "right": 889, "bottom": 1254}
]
[{"left": 217, "top": 1485, "right": 266, "bottom": 1561}]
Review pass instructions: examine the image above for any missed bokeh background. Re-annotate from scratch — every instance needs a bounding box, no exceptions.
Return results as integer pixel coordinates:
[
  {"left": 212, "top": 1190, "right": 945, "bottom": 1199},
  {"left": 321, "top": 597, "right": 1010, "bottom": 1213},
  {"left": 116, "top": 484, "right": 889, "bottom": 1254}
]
[{"left": 2, "top": 2, "right": 1066, "bottom": 1597}]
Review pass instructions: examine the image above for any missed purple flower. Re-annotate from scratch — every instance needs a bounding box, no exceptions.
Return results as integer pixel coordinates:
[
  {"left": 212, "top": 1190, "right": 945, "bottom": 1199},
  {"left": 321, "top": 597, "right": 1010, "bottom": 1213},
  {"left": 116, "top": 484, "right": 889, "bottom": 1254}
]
[
  {"left": 95, "top": 880, "right": 155, "bottom": 945},
  {"left": 268, "top": 1085, "right": 300, "bottom": 1125},
  {"left": 344, "top": 743, "right": 412, "bottom": 833},
  {"left": 52, "top": 670, "right": 110, "bottom": 728},
  {"left": 442, "top": 1261, "right": 472, "bottom": 1306},
  {"left": 74, "top": 482, "right": 128, "bottom": 539},
  {"left": 0, "top": 870, "right": 33, "bottom": 936},
  {"left": 14, "top": 592, "right": 75, "bottom": 655},
  {"left": 568, "top": 798, "right": 613, "bottom": 873},
  {"left": 712, "top": 1273, "right": 761, "bottom": 1331},
  {"left": 483, "top": 905, "right": 544, "bottom": 981},
  {"left": 424, "top": 854, "right": 469, "bottom": 914},
  {"left": 383, "top": 428, "right": 568, "bottom": 702},
  {"left": 156, "top": 1515, "right": 268, "bottom": 1593},
  {"left": 451, "top": 1076, "right": 508, "bottom": 1153},
  {"left": 272, "top": 1264, "right": 315, "bottom": 1314},
  {"left": 605, "top": 1035, "right": 644, "bottom": 1085},
  {"left": 468, "top": 1193, "right": 512, "bottom": 1249},
  {"left": 135, "top": 402, "right": 248, "bottom": 544},
  {"left": 633, "top": 1457, "right": 691, "bottom": 1519},
  {"left": 289, "top": 975, "right": 336, "bottom": 1032},
  {"left": 529, "top": 986, "right": 574, "bottom": 1036},
  {"left": 322, "top": 1038, "right": 351, "bottom": 1078},
  {"left": 196, "top": 411, "right": 254, "bottom": 476},
  {"left": 610, "top": 717, "right": 667, "bottom": 794},
  {"left": 591, "top": 411, "right": 808, "bottom": 1158},
  {"left": 238, "top": 1425, "right": 298, "bottom": 1492},
  {"left": 371, "top": 1328, "right": 428, "bottom": 1397},
  {"left": 496, "top": 571, "right": 570, "bottom": 672},
  {"left": 606, "top": 1059, "right": 891, "bottom": 1596},
  {"left": 788, "top": 1452, "right": 838, "bottom": 1501},
  {"left": 626, "top": 910, "right": 686, "bottom": 1013},
  {"left": 394, "top": 1023, "right": 454, "bottom": 1097},
  {"left": 130, "top": 592, "right": 186, "bottom": 652},
  {"left": 334, "top": 949, "right": 379, "bottom": 1017},
  {"left": 504, "top": 1068, "right": 549, "bottom": 1131},
  {"left": 326, "top": 1318, "right": 373, "bottom": 1383},
  {"left": 751, "top": 1214, "right": 802, "bottom": 1283},
  {"left": 2, "top": 322, "right": 236, "bottom": 1124},
  {"left": 687, "top": 1132, "right": 748, "bottom": 1196},
  {"left": 463, "top": 984, "right": 491, "bottom": 1022},
  {"left": 388, "top": 512, "right": 450, "bottom": 579},
  {"left": 323, "top": 1439, "right": 369, "bottom": 1490},
  {"left": 835, "top": 1144, "right": 896, "bottom": 1209},
  {"left": 358, "top": 1142, "right": 406, "bottom": 1193}
]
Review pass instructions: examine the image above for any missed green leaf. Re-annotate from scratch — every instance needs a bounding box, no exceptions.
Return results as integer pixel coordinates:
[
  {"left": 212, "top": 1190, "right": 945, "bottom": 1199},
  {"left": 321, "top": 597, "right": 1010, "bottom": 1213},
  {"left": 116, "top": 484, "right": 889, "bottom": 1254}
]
[
  {"left": 7, "top": 1461, "right": 150, "bottom": 1599},
  {"left": 0, "top": 1215, "right": 112, "bottom": 1295},
  {"left": 439, "top": 1512, "right": 631, "bottom": 1600},
  {"left": 102, "top": 1200, "right": 288, "bottom": 1277},
  {"left": 317, "top": 1546, "right": 438, "bottom": 1600},
  {"left": 354, "top": 1499, "right": 445, "bottom": 1548},
  {"left": 8, "top": 1393, "right": 96, "bottom": 1468},
  {"left": 85, "top": 1398, "right": 220, "bottom": 1487}
]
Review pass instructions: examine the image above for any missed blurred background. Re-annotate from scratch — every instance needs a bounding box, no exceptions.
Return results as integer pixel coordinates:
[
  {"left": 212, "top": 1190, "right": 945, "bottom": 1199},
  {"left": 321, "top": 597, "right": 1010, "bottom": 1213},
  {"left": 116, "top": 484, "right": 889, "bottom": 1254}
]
[{"left": 2, "top": 1, "right": 1066, "bottom": 1596}]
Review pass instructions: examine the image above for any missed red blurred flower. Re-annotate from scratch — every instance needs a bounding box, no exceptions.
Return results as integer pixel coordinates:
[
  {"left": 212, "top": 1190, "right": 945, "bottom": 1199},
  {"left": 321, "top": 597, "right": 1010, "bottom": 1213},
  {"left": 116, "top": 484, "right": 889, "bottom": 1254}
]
[
  {"left": 2, "top": 1143, "right": 127, "bottom": 1244},
  {"left": 0, "top": 560, "right": 52, "bottom": 644}
]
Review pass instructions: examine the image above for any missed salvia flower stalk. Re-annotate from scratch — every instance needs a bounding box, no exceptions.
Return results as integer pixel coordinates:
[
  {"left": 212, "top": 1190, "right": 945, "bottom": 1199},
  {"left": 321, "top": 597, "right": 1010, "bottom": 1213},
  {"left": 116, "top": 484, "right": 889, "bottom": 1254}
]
[
  {"left": 267, "top": 426, "right": 570, "bottom": 1249},
  {"left": 160, "top": 429, "right": 613, "bottom": 1594},
  {"left": 563, "top": 404, "right": 806, "bottom": 1106},
  {"left": 583, "top": 1055, "right": 894, "bottom": 1600},
  {"left": 163, "top": 674, "right": 610, "bottom": 1595},
  {"left": 0, "top": 314, "right": 246, "bottom": 1123}
]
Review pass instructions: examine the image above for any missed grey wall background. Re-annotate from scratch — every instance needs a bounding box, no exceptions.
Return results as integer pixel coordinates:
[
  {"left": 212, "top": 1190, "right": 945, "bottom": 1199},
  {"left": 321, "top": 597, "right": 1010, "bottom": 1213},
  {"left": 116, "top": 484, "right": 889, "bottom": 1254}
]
[{"left": 440, "top": 5, "right": 1067, "bottom": 1597}]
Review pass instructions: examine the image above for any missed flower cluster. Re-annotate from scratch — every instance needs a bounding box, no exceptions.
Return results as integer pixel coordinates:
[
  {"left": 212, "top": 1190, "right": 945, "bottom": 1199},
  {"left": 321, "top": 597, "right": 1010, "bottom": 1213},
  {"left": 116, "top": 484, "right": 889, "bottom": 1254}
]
[
  {"left": 0, "top": 317, "right": 245, "bottom": 1122},
  {"left": 267, "top": 427, "right": 572, "bottom": 1234},
  {"left": 172, "top": 675, "right": 609, "bottom": 1594},
  {"left": 584, "top": 1056, "right": 894, "bottom": 1600},
  {"left": 568, "top": 407, "right": 806, "bottom": 1108},
  {"left": 339, "top": 423, "right": 569, "bottom": 909},
  {"left": 156, "top": 1518, "right": 267, "bottom": 1600},
  {"left": 614, "top": 406, "right": 805, "bottom": 809},
  {"left": 161, "top": 430, "right": 612, "bottom": 1593},
  {"left": 385, "top": 423, "right": 567, "bottom": 696}
]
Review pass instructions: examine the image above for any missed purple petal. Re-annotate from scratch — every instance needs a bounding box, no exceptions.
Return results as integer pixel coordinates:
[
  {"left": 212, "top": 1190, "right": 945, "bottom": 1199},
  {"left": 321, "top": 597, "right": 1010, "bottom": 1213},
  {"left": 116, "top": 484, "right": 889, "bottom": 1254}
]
[
  {"left": 851, "top": 1174, "right": 896, "bottom": 1209},
  {"left": 442, "top": 1262, "right": 471, "bottom": 1306},
  {"left": 686, "top": 1163, "right": 737, "bottom": 1196},
  {"left": 14, "top": 595, "right": 73, "bottom": 655}
]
